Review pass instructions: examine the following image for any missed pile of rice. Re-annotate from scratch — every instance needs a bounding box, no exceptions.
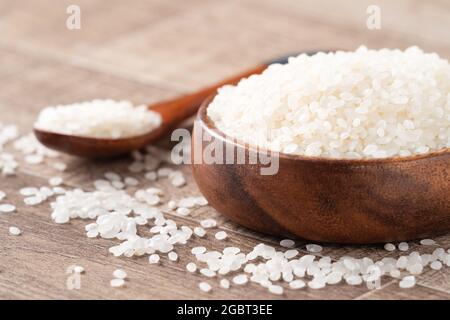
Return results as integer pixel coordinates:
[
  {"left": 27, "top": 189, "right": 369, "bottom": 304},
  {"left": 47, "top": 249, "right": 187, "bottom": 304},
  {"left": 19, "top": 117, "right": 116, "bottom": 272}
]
[
  {"left": 207, "top": 47, "right": 450, "bottom": 159},
  {"left": 34, "top": 100, "right": 161, "bottom": 139}
]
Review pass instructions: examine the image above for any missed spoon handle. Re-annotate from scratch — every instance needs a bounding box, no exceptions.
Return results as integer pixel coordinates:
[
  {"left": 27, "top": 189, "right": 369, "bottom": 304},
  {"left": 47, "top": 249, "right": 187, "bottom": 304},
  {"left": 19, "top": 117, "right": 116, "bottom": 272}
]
[
  {"left": 148, "top": 63, "right": 267, "bottom": 127},
  {"left": 148, "top": 51, "right": 322, "bottom": 134}
]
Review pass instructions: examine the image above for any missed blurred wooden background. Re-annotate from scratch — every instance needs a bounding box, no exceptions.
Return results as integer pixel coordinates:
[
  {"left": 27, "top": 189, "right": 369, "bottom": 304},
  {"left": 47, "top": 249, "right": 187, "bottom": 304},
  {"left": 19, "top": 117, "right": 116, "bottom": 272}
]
[{"left": 0, "top": 0, "right": 449, "bottom": 300}]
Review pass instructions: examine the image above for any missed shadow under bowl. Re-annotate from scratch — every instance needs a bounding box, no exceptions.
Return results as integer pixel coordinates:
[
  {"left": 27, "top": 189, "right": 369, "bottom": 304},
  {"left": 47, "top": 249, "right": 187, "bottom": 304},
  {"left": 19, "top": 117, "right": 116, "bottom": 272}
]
[{"left": 192, "top": 97, "right": 450, "bottom": 244}]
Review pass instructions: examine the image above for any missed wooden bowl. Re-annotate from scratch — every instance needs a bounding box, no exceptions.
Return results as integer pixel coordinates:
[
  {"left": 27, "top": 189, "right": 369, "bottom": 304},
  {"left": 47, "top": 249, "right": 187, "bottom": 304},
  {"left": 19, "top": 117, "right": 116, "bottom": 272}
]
[{"left": 192, "top": 97, "right": 450, "bottom": 244}]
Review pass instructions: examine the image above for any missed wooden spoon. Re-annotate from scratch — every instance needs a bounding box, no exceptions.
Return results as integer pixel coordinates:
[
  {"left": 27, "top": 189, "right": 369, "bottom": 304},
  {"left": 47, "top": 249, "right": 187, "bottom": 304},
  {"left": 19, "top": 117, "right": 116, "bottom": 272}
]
[
  {"left": 34, "top": 52, "right": 318, "bottom": 158},
  {"left": 192, "top": 96, "right": 450, "bottom": 244}
]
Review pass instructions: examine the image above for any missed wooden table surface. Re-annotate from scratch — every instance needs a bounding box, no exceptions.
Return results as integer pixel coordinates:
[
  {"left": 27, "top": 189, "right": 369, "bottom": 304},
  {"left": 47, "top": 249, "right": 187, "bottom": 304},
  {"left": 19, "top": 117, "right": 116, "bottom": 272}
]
[{"left": 1, "top": 0, "right": 450, "bottom": 300}]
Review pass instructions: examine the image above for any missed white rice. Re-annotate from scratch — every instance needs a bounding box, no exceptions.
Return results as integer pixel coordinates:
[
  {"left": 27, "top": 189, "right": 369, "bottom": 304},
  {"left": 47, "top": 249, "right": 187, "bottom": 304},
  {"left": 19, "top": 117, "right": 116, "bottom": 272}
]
[
  {"left": 110, "top": 278, "right": 125, "bottom": 288},
  {"left": 34, "top": 100, "right": 161, "bottom": 139},
  {"left": 113, "top": 269, "right": 127, "bottom": 279},
  {"left": 0, "top": 204, "right": 16, "bottom": 213},
  {"left": 198, "top": 282, "right": 212, "bottom": 292},
  {"left": 9, "top": 226, "right": 21, "bottom": 236},
  {"left": 207, "top": 47, "right": 450, "bottom": 159}
]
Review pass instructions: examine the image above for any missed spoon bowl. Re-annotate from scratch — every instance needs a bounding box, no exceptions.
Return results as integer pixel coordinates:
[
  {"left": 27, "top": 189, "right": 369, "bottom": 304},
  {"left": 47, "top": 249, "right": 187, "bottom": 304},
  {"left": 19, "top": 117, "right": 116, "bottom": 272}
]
[
  {"left": 33, "top": 52, "right": 327, "bottom": 158},
  {"left": 192, "top": 97, "right": 450, "bottom": 244},
  {"left": 33, "top": 64, "right": 276, "bottom": 157},
  {"left": 33, "top": 97, "right": 185, "bottom": 158}
]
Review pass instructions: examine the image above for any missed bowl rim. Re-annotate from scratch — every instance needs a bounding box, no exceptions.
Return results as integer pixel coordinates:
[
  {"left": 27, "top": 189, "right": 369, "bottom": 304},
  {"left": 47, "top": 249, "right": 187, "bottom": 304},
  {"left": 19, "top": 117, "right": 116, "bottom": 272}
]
[{"left": 198, "top": 95, "right": 450, "bottom": 165}]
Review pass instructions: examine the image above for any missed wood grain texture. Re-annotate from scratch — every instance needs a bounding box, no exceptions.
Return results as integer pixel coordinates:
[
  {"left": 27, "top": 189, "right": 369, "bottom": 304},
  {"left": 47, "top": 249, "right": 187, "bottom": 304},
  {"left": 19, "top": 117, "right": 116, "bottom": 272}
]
[{"left": 0, "top": 0, "right": 449, "bottom": 300}]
